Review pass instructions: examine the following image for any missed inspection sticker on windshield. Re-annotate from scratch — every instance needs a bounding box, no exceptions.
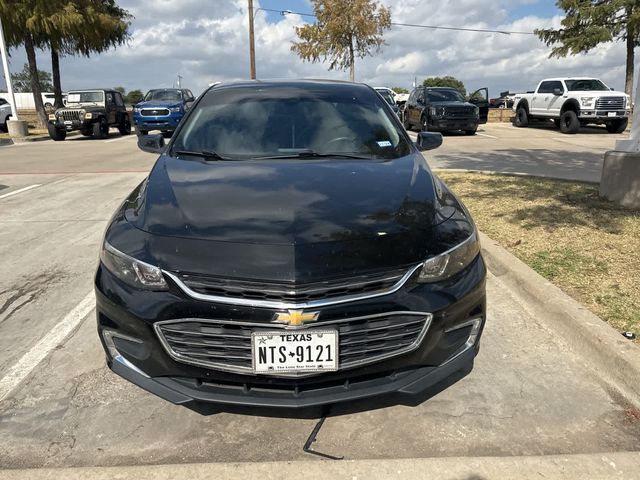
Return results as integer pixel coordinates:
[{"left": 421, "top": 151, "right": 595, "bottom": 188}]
[
  {"left": 252, "top": 330, "right": 338, "bottom": 374},
  {"left": 377, "top": 140, "right": 392, "bottom": 147}
]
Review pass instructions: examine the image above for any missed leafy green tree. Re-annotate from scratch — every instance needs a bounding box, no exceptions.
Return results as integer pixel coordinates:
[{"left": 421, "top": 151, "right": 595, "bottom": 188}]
[
  {"left": 125, "top": 89, "right": 144, "bottom": 105},
  {"left": 114, "top": 86, "right": 126, "bottom": 94},
  {"left": 422, "top": 76, "right": 466, "bottom": 97},
  {"left": 291, "top": 0, "right": 391, "bottom": 81},
  {"left": 536, "top": 1, "right": 640, "bottom": 96},
  {"left": 10, "top": 63, "right": 54, "bottom": 93},
  {"left": 392, "top": 87, "right": 409, "bottom": 94}
]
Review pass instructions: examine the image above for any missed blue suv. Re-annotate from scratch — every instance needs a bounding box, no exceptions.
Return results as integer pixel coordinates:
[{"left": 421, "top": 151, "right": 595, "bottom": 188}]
[{"left": 133, "top": 88, "right": 195, "bottom": 136}]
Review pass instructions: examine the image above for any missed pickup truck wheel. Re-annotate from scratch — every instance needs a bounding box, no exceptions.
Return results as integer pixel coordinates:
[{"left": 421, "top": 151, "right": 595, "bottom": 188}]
[
  {"left": 93, "top": 118, "right": 108, "bottom": 139},
  {"left": 559, "top": 111, "right": 580, "bottom": 134},
  {"left": 606, "top": 118, "right": 628, "bottom": 134},
  {"left": 464, "top": 127, "right": 477, "bottom": 135},
  {"left": 118, "top": 117, "right": 132, "bottom": 135},
  {"left": 514, "top": 107, "right": 528, "bottom": 127},
  {"left": 80, "top": 129, "right": 92, "bottom": 137},
  {"left": 47, "top": 123, "right": 66, "bottom": 141}
]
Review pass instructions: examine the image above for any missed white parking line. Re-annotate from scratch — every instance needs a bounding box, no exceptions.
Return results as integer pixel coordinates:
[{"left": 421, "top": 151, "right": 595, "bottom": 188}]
[
  {"left": 105, "top": 135, "right": 136, "bottom": 143},
  {"left": 477, "top": 132, "right": 498, "bottom": 139},
  {"left": 0, "top": 184, "right": 42, "bottom": 200},
  {"left": 0, "top": 291, "right": 95, "bottom": 402}
]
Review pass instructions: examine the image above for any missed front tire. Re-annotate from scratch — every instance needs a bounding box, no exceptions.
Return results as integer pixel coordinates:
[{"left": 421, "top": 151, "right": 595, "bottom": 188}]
[
  {"left": 93, "top": 118, "right": 108, "bottom": 139},
  {"left": 47, "top": 123, "right": 66, "bottom": 141},
  {"left": 559, "top": 110, "right": 580, "bottom": 134},
  {"left": 606, "top": 118, "right": 628, "bottom": 134},
  {"left": 118, "top": 117, "right": 132, "bottom": 135},
  {"left": 465, "top": 125, "right": 478, "bottom": 135},
  {"left": 514, "top": 107, "right": 528, "bottom": 127}
]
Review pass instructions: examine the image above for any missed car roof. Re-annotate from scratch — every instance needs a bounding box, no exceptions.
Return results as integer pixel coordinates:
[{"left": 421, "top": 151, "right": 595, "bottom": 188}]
[{"left": 209, "top": 79, "right": 371, "bottom": 91}]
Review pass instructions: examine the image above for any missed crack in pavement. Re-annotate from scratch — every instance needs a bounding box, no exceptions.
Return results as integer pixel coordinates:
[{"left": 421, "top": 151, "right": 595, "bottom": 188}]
[{"left": 0, "top": 269, "right": 66, "bottom": 325}]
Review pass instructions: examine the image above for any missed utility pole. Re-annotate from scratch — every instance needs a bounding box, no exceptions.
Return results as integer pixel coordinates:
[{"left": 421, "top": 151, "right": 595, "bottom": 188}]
[
  {"left": 0, "top": 17, "right": 18, "bottom": 120},
  {"left": 248, "top": 0, "right": 256, "bottom": 79},
  {"left": 177, "top": 74, "right": 183, "bottom": 89}
]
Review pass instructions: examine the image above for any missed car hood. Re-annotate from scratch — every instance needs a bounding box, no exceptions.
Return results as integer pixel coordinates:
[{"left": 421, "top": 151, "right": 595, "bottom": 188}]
[
  {"left": 126, "top": 153, "right": 439, "bottom": 246},
  {"left": 136, "top": 100, "right": 182, "bottom": 108},
  {"left": 574, "top": 90, "right": 627, "bottom": 97},
  {"left": 116, "top": 153, "right": 459, "bottom": 280}
]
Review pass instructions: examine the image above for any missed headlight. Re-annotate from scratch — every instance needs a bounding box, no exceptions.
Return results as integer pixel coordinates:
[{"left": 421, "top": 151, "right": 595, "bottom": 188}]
[
  {"left": 133, "top": 107, "right": 141, "bottom": 113},
  {"left": 418, "top": 231, "right": 480, "bottom": 283},
  {"left": 100, "top": 241, "right": 168, "bottom": 290},
  {"left": 48, "top": 114, "right": 56, "bottom": 120},
  {"left": 626, "top": 95, "right": 631, "bottom": 108},
  {"left": 429, "top": 106, "right": 445, "bottom": 116},
  {"left": 169, "top": 106, "right": 181, "bottom": 113},
  {"left": 84, "top": 112, "right": 93, "bottom": 119},
  {"left": 580, "top": 97, "right": 595, "bottom": 107}
]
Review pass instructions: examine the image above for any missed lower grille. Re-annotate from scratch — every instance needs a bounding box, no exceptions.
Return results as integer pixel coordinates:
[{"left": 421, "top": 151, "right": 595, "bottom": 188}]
[
  {"left": 59, "top": 110, "right": 82, "bottom": 121},
  {"left": 155, "top": 311, "right": 432, "bottom": 376},
  {"left": 445, "top": 106, "right": 476, "bottom": 117},
  {"left": 595, "top": 97, "right": 625, "bottom": 110},
  {"left": 141, "top": 108, "right": 170, "bottom": 116}
]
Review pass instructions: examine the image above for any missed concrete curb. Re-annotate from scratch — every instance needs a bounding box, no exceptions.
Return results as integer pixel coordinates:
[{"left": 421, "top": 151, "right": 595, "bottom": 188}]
[
  {"left": 1, "top": 452, "right": 639, "bottom": 479},
  {"left": 479, "top": 231, "right": 640, "bottom": 406},
  {"left": 1, "top": 132, "right": 81, "bottom": 145}
]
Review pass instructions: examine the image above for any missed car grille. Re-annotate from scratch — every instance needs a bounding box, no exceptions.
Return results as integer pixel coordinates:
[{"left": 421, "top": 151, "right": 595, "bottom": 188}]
[
  {"left": 444, "top": 106, "right": 476, "bottom": 117},
  {"left": 141, "top": 108, "right": 170, "bottom": 116},
  {"left": 175, "top": 267, "right": 410, "bottom": 304},
  {"left": 59, "top": 110, "right": 82, "bottom": 121},
  {"left": 595, "top": 97, "right": 625, "bottom": 110},
  {"left": 154, "top": 312, "right": 432, "bottom": 376}
]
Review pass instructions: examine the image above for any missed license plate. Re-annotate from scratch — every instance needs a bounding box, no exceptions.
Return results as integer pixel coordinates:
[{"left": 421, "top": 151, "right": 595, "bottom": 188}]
[
  {"left": 64, "top": 120, "right": 72, "bottom": 124},
  {"left": 252, "top": 330, "right": 338, "bottom": 374},
  {"left": 608, "top": 112, "right": 617, "bottom": 117}
]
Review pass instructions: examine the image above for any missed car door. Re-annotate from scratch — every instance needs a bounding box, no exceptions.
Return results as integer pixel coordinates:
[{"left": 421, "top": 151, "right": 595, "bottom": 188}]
[
  {"left": 106, "top": 92, "right": 117, "bottom": 124},
  {"left": 468, "top": 88, "right": 489, "bottom": 124},
  {"left": 414, "top": 89, "right": 427, "bottom": 125},
  {"left": 404, "top": 89, "right": 417, "bottom": 125},
  {"left": 114, "top": 92, "right": 126, "bottom": 124},
  {"left": 531, "top": 81, "right": 554, "bottom": 116},
  {"left": 546, "top": 80, "right": 565, "bottom": 117}
]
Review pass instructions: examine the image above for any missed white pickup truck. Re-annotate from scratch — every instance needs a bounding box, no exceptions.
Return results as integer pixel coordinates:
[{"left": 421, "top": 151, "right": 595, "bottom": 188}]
[
  {"left": 512, "top": 78, "right": 630, "bottom": 134},
  {"left": 0, "top": 98, "right": 12, "bottom": 131}
]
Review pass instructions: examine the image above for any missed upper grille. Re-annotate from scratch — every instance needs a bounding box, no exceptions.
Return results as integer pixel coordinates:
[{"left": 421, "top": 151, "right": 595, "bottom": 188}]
[
  {"left": 444, "top": 106, "right": 476, "bottom": 117},
  {"left": 172, "top": 267, "right": 413, "bottom": 306},
  {"left": 155, "top": 311, "right": 432, "bottom": 376},
  {"left": 141, "top": 108, "right": 170, "bottom": 116},
  {"left": 59, "top": 110, "right": 82, "bottom": 121},
  {"left": 595, "top": 97, "right": 625, "bottom": 110}
]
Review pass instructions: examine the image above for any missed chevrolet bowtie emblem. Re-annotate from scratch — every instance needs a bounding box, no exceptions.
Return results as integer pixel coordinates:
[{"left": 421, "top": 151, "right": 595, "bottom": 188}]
[{"left": 273, "top": 309, "right": 320, "bottom": 327}]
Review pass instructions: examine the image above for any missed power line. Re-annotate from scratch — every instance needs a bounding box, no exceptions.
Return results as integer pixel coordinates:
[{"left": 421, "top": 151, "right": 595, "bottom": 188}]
[{"left": 257, "top": 8, "right": 537, "bottom": 35}]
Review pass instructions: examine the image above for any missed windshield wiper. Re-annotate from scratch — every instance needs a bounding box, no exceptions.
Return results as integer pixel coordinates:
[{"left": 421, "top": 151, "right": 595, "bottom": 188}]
[
  {"left": 174, "top": 150, "right": 235, "bottom": 161},
  {"left": 253, "top": 151, "right": 372, "bottom": 160}
]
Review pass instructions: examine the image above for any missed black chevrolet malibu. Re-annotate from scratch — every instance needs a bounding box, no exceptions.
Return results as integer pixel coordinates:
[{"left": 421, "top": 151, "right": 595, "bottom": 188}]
[{"left": 95, "top": 80, "right": 486, "bottom": 411}]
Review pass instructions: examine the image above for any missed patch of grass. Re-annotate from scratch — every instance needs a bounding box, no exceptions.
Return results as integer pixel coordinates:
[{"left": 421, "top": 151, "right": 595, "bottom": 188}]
[{"left": 438, "top": 171, "right": 640, "bottom": 336}]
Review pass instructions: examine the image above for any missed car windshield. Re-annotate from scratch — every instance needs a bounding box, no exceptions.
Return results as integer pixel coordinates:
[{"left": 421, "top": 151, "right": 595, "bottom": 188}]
[
  {"left": 172, "top": 84, "right": 412, "bottom": 160},
  {"left": 426, "top": 90, "right": 465, "bottom": 102},
  {"left": 565, "top": 79, "right": 609, "bottom": 91},
  {"left": 377, "top": 90, "right": 395, "bottom": 106},
  {"left": 144, "top": 90, "right": 183, "bottom": 101},
  {"left": 65, "top": 91, "right": 103, "bottom": 104}
]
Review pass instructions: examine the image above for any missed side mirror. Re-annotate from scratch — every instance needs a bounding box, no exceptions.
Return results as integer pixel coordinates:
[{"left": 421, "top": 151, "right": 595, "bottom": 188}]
[
  {"left": 610, "top": 87, "right": 615, "bottom": 91},
  {"left": 552, "top": 88, "right": 563, "bottom": 96},
  {"left": 137, "top": 134, "right": 165, "bottom": 154},
  {"left": 416, "top": 131, "right": 443, "bottom": 151}
]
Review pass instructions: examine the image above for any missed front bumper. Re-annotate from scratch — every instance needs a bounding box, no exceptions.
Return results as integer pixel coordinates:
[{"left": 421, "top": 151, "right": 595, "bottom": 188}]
[
  {"left": 133, "top": 112, "right": 182, "bottom": 131},
  {"left": 579, "top": 110, "right": 629, "bottom": 120},
  {"left": 429, "top": 117, "right": 478, "bottom": 131},
  {"left": 96, "top": 255, "right": 486, "bottom": 410},
  {"left": 49, "top": 119, "right": 95, "bottom": 131}
]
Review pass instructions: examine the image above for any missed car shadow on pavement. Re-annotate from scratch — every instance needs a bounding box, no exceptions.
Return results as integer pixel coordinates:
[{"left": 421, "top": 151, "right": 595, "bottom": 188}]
[
  {"left": 433, "top": 148, "right": 605, "bottom": 183},
  {"left": 519, "top": 119, "right": 616, "bottom": 135},
  {"left": 185, "top": 365, "right": 471, "bottom": 419}
]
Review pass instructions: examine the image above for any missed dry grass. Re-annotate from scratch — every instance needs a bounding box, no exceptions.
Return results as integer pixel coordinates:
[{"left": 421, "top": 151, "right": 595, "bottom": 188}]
[
  {"left": 0, "top": 129, "right": 48, "bottom": 139},
  {"left": 438, "top": 171, "right": 640, "bottom": 335}
]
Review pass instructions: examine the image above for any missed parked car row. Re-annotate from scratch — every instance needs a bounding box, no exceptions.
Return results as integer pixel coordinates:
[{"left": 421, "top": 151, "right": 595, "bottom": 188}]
[{"left": 0, "top": 98, "right": 12, "bottom": 131}]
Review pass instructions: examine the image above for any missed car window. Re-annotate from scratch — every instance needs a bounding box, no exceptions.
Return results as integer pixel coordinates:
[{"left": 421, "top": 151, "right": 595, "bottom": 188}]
[
  {"left": 173, "top": 85, "right": 412, "bottom": 160},
  {"left": 0, "top": 98, "right": 7, "bottom": 105},
  {"left": 66, "top": 91, "right": 104, "bottom": 104},
  {"left": 144, "top": 89, "right": 183, "bottom": 101},
  {"left": 115, "top": 93, "right": 124, "bottom": 107},
  {"left": 538, "top": 81, "right": 564, "bottom": 94},
  {"left": 377, "top": 90, "right": 395, "bottom": 106},
  {"left": 565, "top": 79, "right": 609, "bottom": 91},
  {"left": 107, "top": 93, "right": 115, "bottom": 105},
  {"left": 426, "top": 90, "right": 465, "bottom": 102}
]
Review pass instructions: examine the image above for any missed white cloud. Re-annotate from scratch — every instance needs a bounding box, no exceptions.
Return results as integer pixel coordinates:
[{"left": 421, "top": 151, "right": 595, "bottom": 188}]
[{"left": 1, "top": 0, "right": 636, "bottom": 96}]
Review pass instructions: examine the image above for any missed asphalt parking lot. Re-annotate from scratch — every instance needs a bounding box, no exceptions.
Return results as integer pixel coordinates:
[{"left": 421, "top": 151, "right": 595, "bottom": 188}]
[{"left": 0, "top": 125, "right": 638, "bottom": 471}]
